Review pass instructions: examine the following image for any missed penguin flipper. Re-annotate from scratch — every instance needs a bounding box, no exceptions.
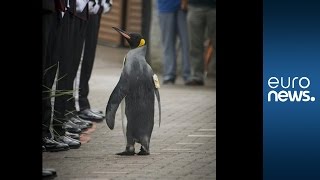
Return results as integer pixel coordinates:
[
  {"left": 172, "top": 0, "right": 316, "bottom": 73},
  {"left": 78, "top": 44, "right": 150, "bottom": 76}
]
[{"left": 105, "top": 76, "right": 128, "bottom": 130}]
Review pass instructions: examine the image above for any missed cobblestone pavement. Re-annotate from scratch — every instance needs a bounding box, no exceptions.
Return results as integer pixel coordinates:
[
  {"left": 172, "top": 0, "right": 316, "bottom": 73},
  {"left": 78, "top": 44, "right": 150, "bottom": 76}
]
[{"left": 43, "top": 45, "right": 216, "bottom": 180}]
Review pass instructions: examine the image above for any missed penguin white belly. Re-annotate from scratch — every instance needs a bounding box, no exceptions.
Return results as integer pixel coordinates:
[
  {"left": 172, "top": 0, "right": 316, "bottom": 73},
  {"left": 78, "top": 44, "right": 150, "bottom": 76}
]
[{"left": 120, "top": 99, "right": 127, "bottom": 145}]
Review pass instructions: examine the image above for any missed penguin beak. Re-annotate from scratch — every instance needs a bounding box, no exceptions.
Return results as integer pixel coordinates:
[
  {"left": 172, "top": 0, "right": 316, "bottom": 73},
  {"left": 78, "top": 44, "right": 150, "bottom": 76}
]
[{"left": 112, "top": 27, "right": 131, "bottom": 40}]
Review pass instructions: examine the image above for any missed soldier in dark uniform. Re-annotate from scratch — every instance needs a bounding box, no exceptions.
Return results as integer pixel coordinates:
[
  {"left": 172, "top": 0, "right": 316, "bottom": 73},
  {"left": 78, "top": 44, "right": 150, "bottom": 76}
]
[
  {"left": 142, "top": 0, "right": 152, "bottom": 64},
  {"left": 77, "top": 0, "right": 112, "bottom": 121},
  {"left": 42, "top": 0, "right": 70, "bottom": 151},
  {"left": 51, "top": 0, "right": 95, "bottom": 147}
]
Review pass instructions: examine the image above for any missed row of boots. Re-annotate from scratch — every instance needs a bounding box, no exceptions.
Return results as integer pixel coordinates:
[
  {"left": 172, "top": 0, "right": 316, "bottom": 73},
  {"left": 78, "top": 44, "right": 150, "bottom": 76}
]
[{"left": 42, "top": 109, "right": 104, "bottom": 152}]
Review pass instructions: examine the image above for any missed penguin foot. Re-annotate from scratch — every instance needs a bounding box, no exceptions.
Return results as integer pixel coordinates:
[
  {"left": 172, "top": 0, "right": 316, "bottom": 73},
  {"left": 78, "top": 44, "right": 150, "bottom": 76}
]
[
  {"left": 137, "top": 151, "right": 150, "bottom": 155},
  {"left": 116, "top": 151, "right": 135, "bottom": 156},
  {"left": 137, "top": 148, "right": 150, "bottom": 155}
]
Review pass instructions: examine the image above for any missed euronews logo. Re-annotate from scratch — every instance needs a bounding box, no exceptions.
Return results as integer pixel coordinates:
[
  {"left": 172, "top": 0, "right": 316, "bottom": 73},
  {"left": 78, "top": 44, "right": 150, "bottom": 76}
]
[{"left": 267, "top": 77, "right": 316, "bottom": 102}]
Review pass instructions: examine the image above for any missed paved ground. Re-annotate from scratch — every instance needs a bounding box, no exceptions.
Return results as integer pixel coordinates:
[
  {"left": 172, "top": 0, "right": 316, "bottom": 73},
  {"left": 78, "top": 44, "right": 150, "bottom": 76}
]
[{"left": 43, "top": 45, "right": 216, "bottom": 180}]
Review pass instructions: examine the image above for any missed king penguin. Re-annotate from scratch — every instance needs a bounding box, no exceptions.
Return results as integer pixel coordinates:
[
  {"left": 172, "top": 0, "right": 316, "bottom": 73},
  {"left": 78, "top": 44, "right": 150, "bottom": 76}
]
[{"left": 105, "top": 27, "right": 161, "bottom": 156}]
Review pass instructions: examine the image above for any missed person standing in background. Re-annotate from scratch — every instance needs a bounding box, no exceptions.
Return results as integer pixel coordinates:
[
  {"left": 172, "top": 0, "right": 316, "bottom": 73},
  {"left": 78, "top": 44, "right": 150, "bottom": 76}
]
[
  {"left": 156, "top": 0, "right": 193, "bottom": 85},
  {"left": 186, "top": 0, "right": 216, "bottom": 85}
]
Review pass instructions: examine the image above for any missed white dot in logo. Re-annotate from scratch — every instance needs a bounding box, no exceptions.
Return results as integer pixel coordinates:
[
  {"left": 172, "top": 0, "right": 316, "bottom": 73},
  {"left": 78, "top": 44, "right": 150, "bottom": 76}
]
[{"left": 311, "top": 97, "right": 316, "bottom": 101}]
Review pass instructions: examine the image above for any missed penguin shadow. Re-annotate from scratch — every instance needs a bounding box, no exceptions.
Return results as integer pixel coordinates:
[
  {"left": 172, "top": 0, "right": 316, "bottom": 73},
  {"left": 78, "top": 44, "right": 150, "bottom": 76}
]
[
  {"left": 115, "top": 152, "right": 148, "bottom": 156},
  {"left": 79, "top": 122, "right": 98, "bottom": 144},
  {"left": 160, "top": 80, "right": 216, "bottom": 89},
  {"left": 115, "top": 146, "right": 151, "bottom": 156},
  {"left": 158, "top": 76, "right": 216, "bottom": 89}
]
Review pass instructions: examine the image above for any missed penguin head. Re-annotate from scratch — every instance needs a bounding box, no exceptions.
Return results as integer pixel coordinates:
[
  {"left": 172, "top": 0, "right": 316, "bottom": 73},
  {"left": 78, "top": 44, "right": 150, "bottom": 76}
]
[{"left": 112, "top": 27, "right": 146, "bottom": 49}]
